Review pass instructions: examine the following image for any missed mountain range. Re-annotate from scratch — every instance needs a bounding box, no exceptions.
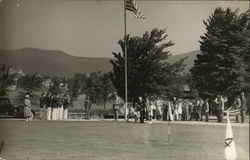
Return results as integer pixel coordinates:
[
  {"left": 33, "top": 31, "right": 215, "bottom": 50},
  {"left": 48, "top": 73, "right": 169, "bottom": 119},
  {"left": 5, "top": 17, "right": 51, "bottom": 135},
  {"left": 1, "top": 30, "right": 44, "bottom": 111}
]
[{"left": 0, "top": 48, "right": 199, "bottom": 77}]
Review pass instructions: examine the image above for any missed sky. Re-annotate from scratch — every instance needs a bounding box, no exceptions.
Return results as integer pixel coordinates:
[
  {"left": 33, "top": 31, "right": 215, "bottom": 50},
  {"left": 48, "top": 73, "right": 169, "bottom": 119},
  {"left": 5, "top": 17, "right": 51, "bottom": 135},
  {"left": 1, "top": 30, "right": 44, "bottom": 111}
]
[{"left": 0, "top": 0, "right": 249, "bottom": 58}]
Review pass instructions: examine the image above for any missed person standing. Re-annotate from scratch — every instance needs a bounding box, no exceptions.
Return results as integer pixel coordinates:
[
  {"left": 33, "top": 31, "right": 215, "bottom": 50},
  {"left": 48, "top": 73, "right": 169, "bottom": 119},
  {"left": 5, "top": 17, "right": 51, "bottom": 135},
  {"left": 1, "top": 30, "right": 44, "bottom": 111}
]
[
  {"left": 182, "top": 100, "right": 189, "bottom": 121},
  {"left": 24, "top": 94, "right": 33, "bottom": 122},
  {"left": 152, "top": 100, "right": 157, "bottom": 119},
  {"left": 113, "top": 94, "right": 122, "bottom": 121},
  {"left": 177, "top": 98, "right": 183, "bottom": 121},
  {"left": 84, "top": 95, "right": 92, "bottom": 120},
  {"left": 57, "top": 94, "right": 64, "bottom": 120},
  {"left": 215, "top": 95, "right": 227, "bottom": 123},
  {"left": 188, "top": 99, "right": 196, "bottom": 121},
  {"left": 214, "top": 95, "right": 221, "bottom": 122},
  {"left": 156, "top": 98, "right": 163, "bottom": 120},
  {"left": 39, "top": 93, "right": 46, "bottom": 120},
  {"left": 145, "top": 98, "right": 150, "bottom": 121},
  {"left": 162, "top": 100, "right": 168, "bottom": 121},
  {"left": 193, "top": 97, "right": 200, "bottom": 121},
  {"left": 202, "top": 98, "right": 209, "bottom": 122},
  {"left": 124, "top": 102, "right": 130, "bottom": 122},
  {"left": 46, "top": 92, "right": 52, "bottom": 121},
  {"left": 134, "top": 103, "right": 140, "bottom": 123},
  {"left": 51, "top": 94, "right": 59, "bottom": 121},
  {"left": 137, "top": 96, "right": 146, "bottom": 123},
  {"left": 167, "top": 100, "right": 173, "bottom": 121},
  {"left": 233, "top": 95, "right": 242, "bottom": 123},
  {"left": 172, "top": 97, "right": 177, "bottom": 119},
  {"left": 63, "top": 94, "right": 70, "bottom": 120},
  {"left": 198, "top": 97, "right": 204, "bottom": 121},
  {"left": 240, "top": 92, "right": 247, "bottom": 123},
  {"left": 172, "top": 97, "right": 179, "bottom": 120}
]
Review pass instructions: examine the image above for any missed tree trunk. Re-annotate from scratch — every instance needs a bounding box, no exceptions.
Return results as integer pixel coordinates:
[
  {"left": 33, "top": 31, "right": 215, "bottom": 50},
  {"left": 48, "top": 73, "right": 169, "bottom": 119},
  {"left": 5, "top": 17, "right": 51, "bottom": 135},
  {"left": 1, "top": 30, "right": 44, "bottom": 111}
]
[{"left": 104, "top": 102, "right": 106, "bottom": 110}]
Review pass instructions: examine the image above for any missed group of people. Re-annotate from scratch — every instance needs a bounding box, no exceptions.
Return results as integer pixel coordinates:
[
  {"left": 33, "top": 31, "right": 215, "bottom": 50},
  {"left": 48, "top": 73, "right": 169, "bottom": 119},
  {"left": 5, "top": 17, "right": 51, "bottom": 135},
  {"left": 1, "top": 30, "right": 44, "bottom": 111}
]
[
  {"left": 24, "top": 91, "right": 247, "bottom": 123},
  {"left": 39, "top": 92, "right": 71, "bottom": 121},
  {"left": 23, "top": 92, "right": 71, "bottom": 122},
  {"left": 112, "top": 92, "right": 247, "bottom": 124}
]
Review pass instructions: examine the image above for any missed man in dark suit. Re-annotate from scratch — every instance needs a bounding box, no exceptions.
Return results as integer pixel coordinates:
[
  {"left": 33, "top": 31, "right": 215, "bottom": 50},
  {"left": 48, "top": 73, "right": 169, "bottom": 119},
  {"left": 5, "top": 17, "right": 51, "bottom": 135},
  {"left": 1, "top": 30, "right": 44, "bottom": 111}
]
[
  {"left": 84, "top": 95, "right": 92, "bottom": 120},
  {"left": 137, "top": 96, "right": 146, "bottom": 123}
]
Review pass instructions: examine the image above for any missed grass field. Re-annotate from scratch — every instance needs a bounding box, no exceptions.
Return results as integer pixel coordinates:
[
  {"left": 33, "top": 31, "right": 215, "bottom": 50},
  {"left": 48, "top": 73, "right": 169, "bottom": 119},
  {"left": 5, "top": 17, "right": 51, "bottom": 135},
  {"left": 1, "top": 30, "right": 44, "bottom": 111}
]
[{"left": 0, "top": 120, "right": 249, "bottom": 160}]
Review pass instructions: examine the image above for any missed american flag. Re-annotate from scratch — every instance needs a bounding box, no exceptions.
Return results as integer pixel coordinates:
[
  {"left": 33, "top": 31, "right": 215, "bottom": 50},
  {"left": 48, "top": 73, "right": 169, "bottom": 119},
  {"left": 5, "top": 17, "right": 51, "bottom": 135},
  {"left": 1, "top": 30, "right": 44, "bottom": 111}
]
[
  {"left": 227, "top": 109, "right": 241, "bottom": 116},
  {"left": 125, "top": 0, "right": 145, "bottom": 19},
  {"left": 224, "top": 107, "right": 241, "bottom": 116}
]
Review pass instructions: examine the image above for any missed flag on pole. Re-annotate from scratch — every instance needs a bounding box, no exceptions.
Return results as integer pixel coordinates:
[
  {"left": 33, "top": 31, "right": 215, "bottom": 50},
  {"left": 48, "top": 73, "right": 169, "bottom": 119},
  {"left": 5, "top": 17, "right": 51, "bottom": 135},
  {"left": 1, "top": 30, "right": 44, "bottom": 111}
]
[
  {"left": 125, "top": 0, "right": 145, "bottom": 19},
  {"left": 225, "top": 111, "right": 237, "bottom": 160}
]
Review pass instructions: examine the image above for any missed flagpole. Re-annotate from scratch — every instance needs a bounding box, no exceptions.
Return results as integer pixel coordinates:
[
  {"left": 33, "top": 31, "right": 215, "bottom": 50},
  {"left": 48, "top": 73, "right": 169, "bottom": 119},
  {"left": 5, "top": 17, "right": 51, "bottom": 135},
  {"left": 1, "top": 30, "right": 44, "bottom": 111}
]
[{"left": 124, "top": 0, "right": 128, "bottom": 111}]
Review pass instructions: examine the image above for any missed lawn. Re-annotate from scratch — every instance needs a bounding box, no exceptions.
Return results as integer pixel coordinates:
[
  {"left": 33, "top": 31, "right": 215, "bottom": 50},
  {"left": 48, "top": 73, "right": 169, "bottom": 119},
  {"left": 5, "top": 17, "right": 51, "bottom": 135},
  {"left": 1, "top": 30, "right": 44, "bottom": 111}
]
[{"left": 0, "top": 120, "right": 248, "bottom": 160}]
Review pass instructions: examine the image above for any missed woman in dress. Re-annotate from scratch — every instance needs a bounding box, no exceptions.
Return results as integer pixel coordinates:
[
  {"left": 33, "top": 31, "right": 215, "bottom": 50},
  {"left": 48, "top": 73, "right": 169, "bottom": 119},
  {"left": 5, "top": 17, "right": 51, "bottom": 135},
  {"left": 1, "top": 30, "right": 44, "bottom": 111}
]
[
  {"left": 156, "top": 98, "right": 163, "bottom": 120},
  {"left": 177, "top": 99, "right": 183, "bottom": 121},
  {"left": 24, "top": 94, "right": 33, "bottom": 122}
]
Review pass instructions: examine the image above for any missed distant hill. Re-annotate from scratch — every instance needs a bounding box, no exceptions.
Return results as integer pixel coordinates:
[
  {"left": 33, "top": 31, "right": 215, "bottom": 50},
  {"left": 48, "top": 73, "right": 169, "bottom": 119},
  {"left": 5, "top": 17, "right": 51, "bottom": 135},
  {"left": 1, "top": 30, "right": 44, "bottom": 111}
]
[
  {"left": 0, "top": 48, "right": 113, "bottom": 77},
  {"left": 0, "top": 48, "right": 199, "bottom": 76}
]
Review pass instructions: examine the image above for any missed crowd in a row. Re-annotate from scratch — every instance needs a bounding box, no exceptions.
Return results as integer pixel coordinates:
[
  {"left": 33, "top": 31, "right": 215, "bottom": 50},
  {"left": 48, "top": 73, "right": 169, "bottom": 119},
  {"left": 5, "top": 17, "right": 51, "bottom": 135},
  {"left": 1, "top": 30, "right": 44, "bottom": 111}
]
[
  {"left": 113, "top": 92, "right": 247, "bottom": 124},
  {"left": 23, "top": 91, "right": 247, "bottom": 123},
  {"left": 23, "top": 92, "right": 70, "bottom": 122}
]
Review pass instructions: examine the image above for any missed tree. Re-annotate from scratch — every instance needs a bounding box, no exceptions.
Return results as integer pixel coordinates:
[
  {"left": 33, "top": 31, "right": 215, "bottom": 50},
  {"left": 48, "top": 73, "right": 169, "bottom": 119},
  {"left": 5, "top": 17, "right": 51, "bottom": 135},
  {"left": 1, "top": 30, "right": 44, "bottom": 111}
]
[
  {"left": 0, "top": 64, "right": 17, "bottom": 96},
  {"left": 81, "top": 72, "right": 102, "bottom": 118},
  {"left": 99, "top": 73, "right": 116, "bottom": 109},
  {"left": 18, "top": 73, "right": 43, "bottom": 94},
  {"left": 83, "top": 72, "right": 102, "bottom": 105},
  {"left": 67, "top": 72, "right": 115, "bottom": 110},
  {"left": 111, "top": 28, "right": 186, "bottom": 102},
  {"left": 241, "top": 10, "right": 250, "bottom": 92},
  {"left": 67, "top": 73, "right": 88, "bottom": 106},
  {"left": 191, "top": 8, "right": 250, "bottom": 97},
  {"left": 48, "top": 76, "right": 67, "bottom": 95}
]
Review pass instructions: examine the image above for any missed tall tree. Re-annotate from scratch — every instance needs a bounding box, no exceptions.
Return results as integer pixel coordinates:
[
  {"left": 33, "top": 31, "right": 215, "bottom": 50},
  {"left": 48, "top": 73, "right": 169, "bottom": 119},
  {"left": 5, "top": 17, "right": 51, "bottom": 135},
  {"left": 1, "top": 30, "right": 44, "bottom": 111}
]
[
  {"left": 99, "top": 73, "right": 116, "bottom": 109},
  {"left": 83, "top": 72, "right": 102, "bottom": 105},
  {"left": 111, "top": 28, "right": 186, "bottom": 102},
  {"left": 48, "top": 76, "right": 66, "bottom": 95},
  {"left": 67, "top": 73, "right": 87, "bottom": 101},
  {"left": 0, "top": 64, "right": 17, "bottom": 96},
  {"left": 17, "top": 73, "right": 43, "bottom": 94},
  {"left": 241, "top": 10, "right": 250, "bottom": 92},
  {"left": 191, "top": 8, "right": 250, "bottom": 97}
]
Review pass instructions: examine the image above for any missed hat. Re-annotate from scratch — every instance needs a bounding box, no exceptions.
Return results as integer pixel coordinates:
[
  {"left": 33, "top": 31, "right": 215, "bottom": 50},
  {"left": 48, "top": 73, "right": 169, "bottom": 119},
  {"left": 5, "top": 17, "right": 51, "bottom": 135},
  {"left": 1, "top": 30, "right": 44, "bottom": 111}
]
[{"left": 25, "top": 94, "right": 29, "bottom": 98}]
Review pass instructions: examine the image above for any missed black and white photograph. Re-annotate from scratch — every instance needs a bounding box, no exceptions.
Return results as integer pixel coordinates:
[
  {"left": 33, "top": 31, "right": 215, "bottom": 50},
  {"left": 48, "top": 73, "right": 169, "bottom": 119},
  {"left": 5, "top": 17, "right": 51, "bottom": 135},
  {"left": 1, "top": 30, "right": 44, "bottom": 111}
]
[{"left": 0, "top": 0, "right": 249, "bottom": 159}]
